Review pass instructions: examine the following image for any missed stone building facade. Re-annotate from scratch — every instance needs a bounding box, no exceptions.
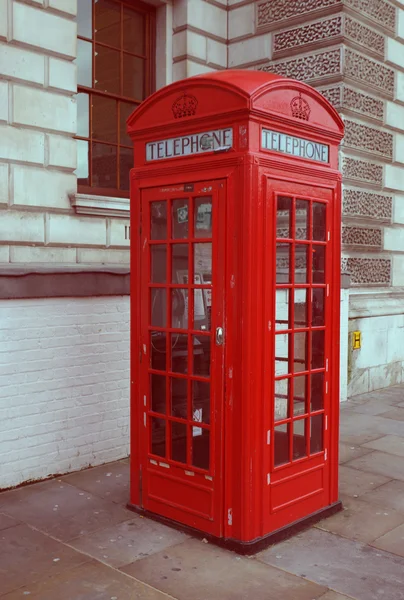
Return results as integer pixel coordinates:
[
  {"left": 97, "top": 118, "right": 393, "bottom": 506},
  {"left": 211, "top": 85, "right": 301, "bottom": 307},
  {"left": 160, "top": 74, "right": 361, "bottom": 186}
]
[{"left": 0, "top": 0, "right": 403, "bottom": 488}]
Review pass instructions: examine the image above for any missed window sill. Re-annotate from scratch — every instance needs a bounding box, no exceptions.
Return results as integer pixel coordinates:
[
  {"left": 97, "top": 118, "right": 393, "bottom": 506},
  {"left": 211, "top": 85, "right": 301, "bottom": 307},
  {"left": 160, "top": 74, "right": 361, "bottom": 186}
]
[{"left": 70, "top": 193, "right": 130, "bottom": 219}]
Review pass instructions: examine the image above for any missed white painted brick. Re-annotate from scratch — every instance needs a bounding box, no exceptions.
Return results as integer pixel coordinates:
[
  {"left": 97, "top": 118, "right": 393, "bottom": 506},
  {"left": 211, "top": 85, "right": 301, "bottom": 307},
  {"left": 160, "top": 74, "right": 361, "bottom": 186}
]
[
  {"left": 386, "top": 38, "right": 404, "bottom": 69},
  {"left": 397, "top": 72, "right": 404, "bottom": 103},
  {"left": 0, "top": 245, "right": 9, "bottom": 262},
  {"left": 228, "top": 4, "right": 255, "bottom": 39},
  {"left": 13, "top": 85, "right": 77, "bottom": 134},
  {"left": 78, "top": 248, "right": 130, "bottom": 264},
  {"left": 207, "top": 39, "right": 227, "bottom": 68},
  {"left": 385, "top": 164, "right": 404, "bottom": 192},
  {"left": 383, "top": 226, "right": 404, "bottom": 251},
  {"left": 0, "top": 163, "right": 8, "bottom": 205},
  {"left": 0, "top": 211, "right": 44, "bottom": 243},
  {"left": 0, "top": 124, "right": 45, "bottom": 164},
  {"left": 49, "top": 57, "right": 77, "bottom": 93},
  {"left": 49, "top": 0, "right": 77, "bottom": 16},
  {"left": 0, "top": 0, "right": 7, "bottom": 39},
  {"left": 392, "top": 255, "right": 404, "bottom": 286},
  {"left": 10, "top": 246, "right": 77, "bottom": 263},
  {"left": 109, "top": 219, "right": 130, "bottom": 248},
  {"left": 12, "top": 165, "right": 75, "bottom": 209},
  {"left": 12, "top": 2, "right": 77, "bottom": 58},
  {"left": 173, "top": 30, "right": 207, "bottom": 61},
  {"left": 229, "top": 33, "right": 272, "bottom": 67},
  {"left": 0, "top": 80, "right": 7, "bottom": 123},
  {"left": 393, "top": 194, "right": 404, "bottom": 224},
  {"left": 48, "top": 214, "right": 107, "bottom": 246},
  {"left": 47, "top": 134, "right": 77, "bottom": 170},
  {"left": 0, "top": 42, "right": 45, "bottom": 85},
  {"left": 385, "top": 101, "right": 404, "bottom": 131}
]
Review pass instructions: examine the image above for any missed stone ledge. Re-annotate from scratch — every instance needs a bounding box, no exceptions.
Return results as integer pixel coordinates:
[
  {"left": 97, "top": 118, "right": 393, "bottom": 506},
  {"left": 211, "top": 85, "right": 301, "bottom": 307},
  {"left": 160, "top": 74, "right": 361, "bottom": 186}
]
[
  {"left": 70, "top": 193, "right": 130, "bottom": 218},
  {"left": 349, "top": 287, "right": 404, "bottom": 318}
]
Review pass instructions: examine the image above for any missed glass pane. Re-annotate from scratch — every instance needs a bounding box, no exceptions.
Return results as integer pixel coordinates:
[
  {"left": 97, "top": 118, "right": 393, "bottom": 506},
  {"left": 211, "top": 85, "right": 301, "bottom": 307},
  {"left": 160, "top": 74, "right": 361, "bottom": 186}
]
[
  {"left": 95, "top": 45, "right": 120, "bottom": 95},
  {"left": 274, "top": 379, "right": 289, "bottom": 422},
  {"left": 311, "top": 372, "right": 324, "bottom": 412},
  {"left": 293, "top": 375, "right": 307, "bottom": 416},
  {"left": 95, "top": 0, "right": 121, "bottom": 47},
  {"left": 294, "top": 332, "right": 307, "bottom": 373},
  {"left": 310, "top": 414, "right": 324, "bottom": 454},
  {"left": 170, "top": 377, "right": 187, "bottom": 419},
  {"left": 192, "top": 380, "right": 210, "bottom": 424},
  {"left": 119, "top": 147, "right": 132, "bottom": 191},
  {"left": 172, "top": 199, "right": 189, "bottom": 239},
  {"left": 150, "top": 245, "right": 166, "bottom": 283},
  {"left": 120, "top": 102, "right": 137, "bottom": 146},
  {"left": 150, "top": 202, "right": 167, "bottom": 240},
  {"left": 312, "top": 330, "right": 325, "bottom": 369},
  {"left": 313, "top": 245, "right": 325, "bottom": 283},
  {"left": 172, "top": 244, "right": 189, "bottom": 283},
  {"left": 194, "top": 243, "right": 212, "bottom": 283},
  {"left": 77, "top": 39, "right": 92, "bottom": 87},
  {"left": 312, "top": 288, "right": 325, "bottom": 327},
  {"left": 76, "top": 140, "right": 89, "bottom": 186},
  {"left": 294, "top": 289, "right": 308, "bottom": 328},
  {"left": 92, "top": 143, "right": 117, "bottom": 189},
  {"left": 171, "top": 289, "right": 188, "bottom": 329},
  {"left": 150, "top": 331, "right": 166, "bottom": 371},
  {"left": 274, "top": 424, "right": 290, "bottom": 467},
  {"left": 194, "top": 197, "right": 213, "bottom": 238},
  {"left": 295, "top": 245, "right": 308, "bottom": 283},
  {"left": 295, "top": 199, "right": 309, "bottom": 240},
  {"left": 313, "top": 203, "right": 326, "bottom": 241},
  {"left": 276, "top": 243, "right": 290, "bottom": 283},
  {"left": 77, "top": 0, "right": 92, "bottom": 38},
  {"left": 123, "top": 54, "right": 145, "bottom": 100},
  {"left": 151, "top": 288, "right": 166, "bottom": 328},
  {"left": 92, "top": 95, "right": 117, "bottom": 143},
  {"left": 151, "top": 374, "right": 166, "bottom": 414},
  {"left": 192, "top": 428, "right": 210, "bottom": 470},
  {"left": 192, "top": 335, "right": 210, "bottom": 377},
  {"left": 171, "top": 333, "right": 188, "bottom": 374},
  {"left": 123, "top": 7, "right": 145, "bottom": 54},
  {"left": 151, "top": 417, "right": 166, "bottom": 457},
  {"left": 293, "top": 419, "right": 307, "bottom": 460},
  {"left": 193, "top": 289, "right": 210, "bottom": 331},
  {"left": 275, "top": 288, "right": 289, "bottom": 331},
  {"left": 76, "top": 93, "right": 90, "bottom": 137},
  {"left": 171, "top": 421, "right": 187, "bottom": 464},
  {"left": 275, "top": 333, "right": 290, "bottom": 377},
  {"left": 276, "top": 196, "right": 292, "bottom": 239}
]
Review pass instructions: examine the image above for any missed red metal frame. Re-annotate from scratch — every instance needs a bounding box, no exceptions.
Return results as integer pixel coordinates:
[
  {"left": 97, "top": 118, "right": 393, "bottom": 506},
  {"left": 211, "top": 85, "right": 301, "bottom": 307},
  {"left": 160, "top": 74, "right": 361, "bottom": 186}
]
[{"left": 128, "top": 70, "right": 344, "bottom": 548}]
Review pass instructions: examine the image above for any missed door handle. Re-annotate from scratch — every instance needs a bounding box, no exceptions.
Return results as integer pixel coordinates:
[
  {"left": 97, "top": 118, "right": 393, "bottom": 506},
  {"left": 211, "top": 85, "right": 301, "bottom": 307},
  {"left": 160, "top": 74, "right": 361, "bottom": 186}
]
[{"left": 215, "top": 327, "right": 224, "bottom": 346}]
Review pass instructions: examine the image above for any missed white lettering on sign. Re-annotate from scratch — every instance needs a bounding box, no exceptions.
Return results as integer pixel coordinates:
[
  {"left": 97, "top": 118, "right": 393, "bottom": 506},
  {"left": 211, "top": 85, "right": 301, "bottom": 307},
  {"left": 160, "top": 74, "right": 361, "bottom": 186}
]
[
  {"left": 262, "top": 129, "right": 329, "bottom": 163},
  {"left": 146, "top": 128, "right": 233, "bottom": 161}
]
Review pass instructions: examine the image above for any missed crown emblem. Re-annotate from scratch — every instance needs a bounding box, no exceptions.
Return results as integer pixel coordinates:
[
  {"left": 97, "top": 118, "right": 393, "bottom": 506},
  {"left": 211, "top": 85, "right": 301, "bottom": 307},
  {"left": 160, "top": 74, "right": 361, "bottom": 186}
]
[
  {"left": 172, "top": 92, "right": 198, "bottom": 119},
  {"left": 290, "top": 92, "right": 311, "bottom": 121}
]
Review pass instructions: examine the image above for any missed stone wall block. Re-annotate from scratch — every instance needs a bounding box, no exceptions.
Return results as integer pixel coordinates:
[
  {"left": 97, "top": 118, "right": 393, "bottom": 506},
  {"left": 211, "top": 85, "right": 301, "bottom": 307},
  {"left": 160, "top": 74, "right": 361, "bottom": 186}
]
[
  {"left": 343, "top": 119, "right": 393, "bottom": 159},
  {"left": 342, "top": 156, "right": 383, "bottom": 185},
  {"left": 0, "top": 211, "right": 45, "bottom": 243},
  {"left": 229, "top": 33, "right": 271, "bottom": 67},
  {"left": 109, "top": 219, "right": 130, "bottom": 248},
  {"left": 342, "top": 188, "right": 393, "bottom": 221},
  {"left": 0, "top": 0, "right": 7, "bottom": 39},
  {"left": 0, "top": 42, "right": 45, "bottom": 86},
  {"left": 342, "top": 226, "right": 382, "bottom": 247},
  {"left": 47, "top": 134, "right": 77, "bottom": 170},
  {"left": 344, "top": 49, "right": 395, "bottom": 98},
  {"left": 0, "top": 125, "right": 45, "bottom": 165},
  {"left": 386, "top": 38, "right": 404, "bottom": 70},
  {"left": 12, "top": 165, "right": 75, "bottom": 209},
  {"left": 10, "top": 246, "right": 77, "bottom": 263},
  {"left": 77, "top": 248, "right": 130, "bottom": 264},
  {"left": 0, "top": 80, "right": 7, "bottom": 123},
  {"left": 49, "top": 58, "right": 77, "bottom": 93},
  {"left": 228, "top": 3, "right": 255, "bottom": 39},
  {"left": 207, "top": 39, "right": 227, "bottom": 68},
  {"left": 13, "top": 85, "right": 77, "bottom": 134},
  {"left": 385, "top": 164, "right": 404, "bottom": 192},
  {"left": 0, "top": 162, "right": 8, "bottom": 205},
  {"left": 48, "top": 0, "right": 77, "bottom": 16},
  {"left": 343, "top": 256, "right": 391, "bottom": 284},
  {"left": 261, "top": 47, "right": 342, "bottom": 83},
  {"left": 48, "top": 214, "right": 107, "bottom": 246}
]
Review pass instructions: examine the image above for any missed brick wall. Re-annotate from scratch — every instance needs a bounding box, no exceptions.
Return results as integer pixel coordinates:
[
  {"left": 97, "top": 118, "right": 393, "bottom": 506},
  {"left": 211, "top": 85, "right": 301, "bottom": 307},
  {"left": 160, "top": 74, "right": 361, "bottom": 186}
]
[{"left": 0, "top": 296, "right": 130, "bottom": 489}]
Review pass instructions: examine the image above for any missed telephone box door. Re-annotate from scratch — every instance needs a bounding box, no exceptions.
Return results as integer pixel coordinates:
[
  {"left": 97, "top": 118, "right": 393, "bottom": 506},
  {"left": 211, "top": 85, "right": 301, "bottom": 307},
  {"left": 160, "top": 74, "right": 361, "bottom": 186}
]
[{"left": 139, "top": 179, "right": 225, "bottom": 536}]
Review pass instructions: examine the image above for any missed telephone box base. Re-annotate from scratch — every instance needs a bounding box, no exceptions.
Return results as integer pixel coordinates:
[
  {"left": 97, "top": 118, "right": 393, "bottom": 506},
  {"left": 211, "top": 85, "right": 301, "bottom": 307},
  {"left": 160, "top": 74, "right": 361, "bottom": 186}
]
[{"left": 126, "top": 500, "right": 343, "bottom": 556}]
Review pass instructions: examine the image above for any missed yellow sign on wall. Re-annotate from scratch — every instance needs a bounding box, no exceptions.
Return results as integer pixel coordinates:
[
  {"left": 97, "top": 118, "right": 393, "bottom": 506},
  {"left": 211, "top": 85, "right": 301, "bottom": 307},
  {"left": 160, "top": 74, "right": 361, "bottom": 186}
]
[{"left": 352, "top": 331, "right": 361, "bottom": 350}]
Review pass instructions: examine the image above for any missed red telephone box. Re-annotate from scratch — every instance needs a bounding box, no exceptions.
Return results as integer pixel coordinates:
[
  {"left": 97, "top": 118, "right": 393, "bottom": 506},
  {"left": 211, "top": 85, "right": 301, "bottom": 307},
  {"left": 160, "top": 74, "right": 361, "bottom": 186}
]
[{"left": 127, "top": 70, "right": 344, "bottom": 553}]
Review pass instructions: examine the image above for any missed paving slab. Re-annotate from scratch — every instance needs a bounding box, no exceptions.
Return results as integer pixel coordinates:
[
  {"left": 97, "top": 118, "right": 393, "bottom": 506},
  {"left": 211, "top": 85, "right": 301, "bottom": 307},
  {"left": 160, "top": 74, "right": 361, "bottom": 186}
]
[
  {"left": 69, "top": 517, "right": 188, "bottom": 568},
  {"left": 315, "top": 495, "right": 404, "bottom": 543},
  {"left": 346, "top": 451, "right": 404, "bottom": 482},
  {"left": 372, "top": 523, "right": 404, "bottom": 558},
  {"left": 258, "top": 527, "right": 404, "bottom": 600},
  {"left": 61, "top": 460, "right": 130, "bottom": 505},
  {"left": 0, "top": 513, "right": 19, "bottom": 531},
  {"left": 121, "top": 538, "right": 327, "bottom": 600},
  {"left": 0, "top": 479, "right": 133, "bottom": 542},
  {"left": 338, "top": 443, "right": 372, "bottom": 465},
  {"left": 348, "top": 399, "right": 395, "bottom": 416},
  {"left": 380, "top": 408, "right": 404, "bottom": 422},
  {"left": 362, "top": 435, "right": 404, "bottom": 457},
  {"left": 339, "top": 464, "right": 391, "bottom": 497},
  {"left": 318, "top": 592, "right": 356, "bottom": 600},
  {"left": 360, "top": 480, "right": 404, "bottom": 513},
  {"left": 0, "top": 560, "right": 174, "bottom": 600},
  {"left": 0, "top": 523, "right": 91, "bottom": 596}
]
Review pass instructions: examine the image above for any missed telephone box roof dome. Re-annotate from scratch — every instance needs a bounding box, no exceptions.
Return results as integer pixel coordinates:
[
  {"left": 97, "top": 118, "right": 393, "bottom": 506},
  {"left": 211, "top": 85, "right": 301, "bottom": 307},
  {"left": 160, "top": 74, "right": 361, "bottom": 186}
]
[{"left": 186, "top": 69, "right": 287, "bottom": 97}]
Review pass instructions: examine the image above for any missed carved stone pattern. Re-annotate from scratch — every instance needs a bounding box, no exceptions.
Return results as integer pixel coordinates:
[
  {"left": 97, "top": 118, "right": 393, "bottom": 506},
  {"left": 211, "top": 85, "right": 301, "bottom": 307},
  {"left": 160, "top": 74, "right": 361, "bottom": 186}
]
[
  {"left": 342, "top": 226, "right": 382, "bottom": 246},
  {"left": 345, "top": 18, "right": 385, "bottom": 56},
  {"left": 344, "top": 120, "right": 393, "bottom": 159},
  {"left": 344, "top": 0, "right": 395, "bottom": 31},
  {"left": 262, "top": 49, "right": 341, "bottom": 81},
  {"left": 345, "top": 257, "right": 391, "bottom": 285},
  {"left": 274, "top": 17, "right": 342, "bottom": 52},
  {"left": 319, "top": 86, "right": 342, "bottom": 107},
  {"left": 257, "top": 0, "right": 341, "bottom": 26},
  {"left": 342, "top": 157, "right": 383, "bottom": 184},
  {"left": 343, "top": 189, "right": 392, "bottom": 220},
  {"left": 345, "top": 50, "right": 394, "bottom": 96},
  {"left": 342, "top": 87, "right": 384, "bottom": 120}
]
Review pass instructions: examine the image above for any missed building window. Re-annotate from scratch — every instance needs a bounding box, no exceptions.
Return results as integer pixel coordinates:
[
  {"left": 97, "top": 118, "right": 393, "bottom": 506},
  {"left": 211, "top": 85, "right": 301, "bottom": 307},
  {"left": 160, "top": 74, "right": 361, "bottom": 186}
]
[{"left": 75, "top": 0, "right": 155, "bottom": 196}]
